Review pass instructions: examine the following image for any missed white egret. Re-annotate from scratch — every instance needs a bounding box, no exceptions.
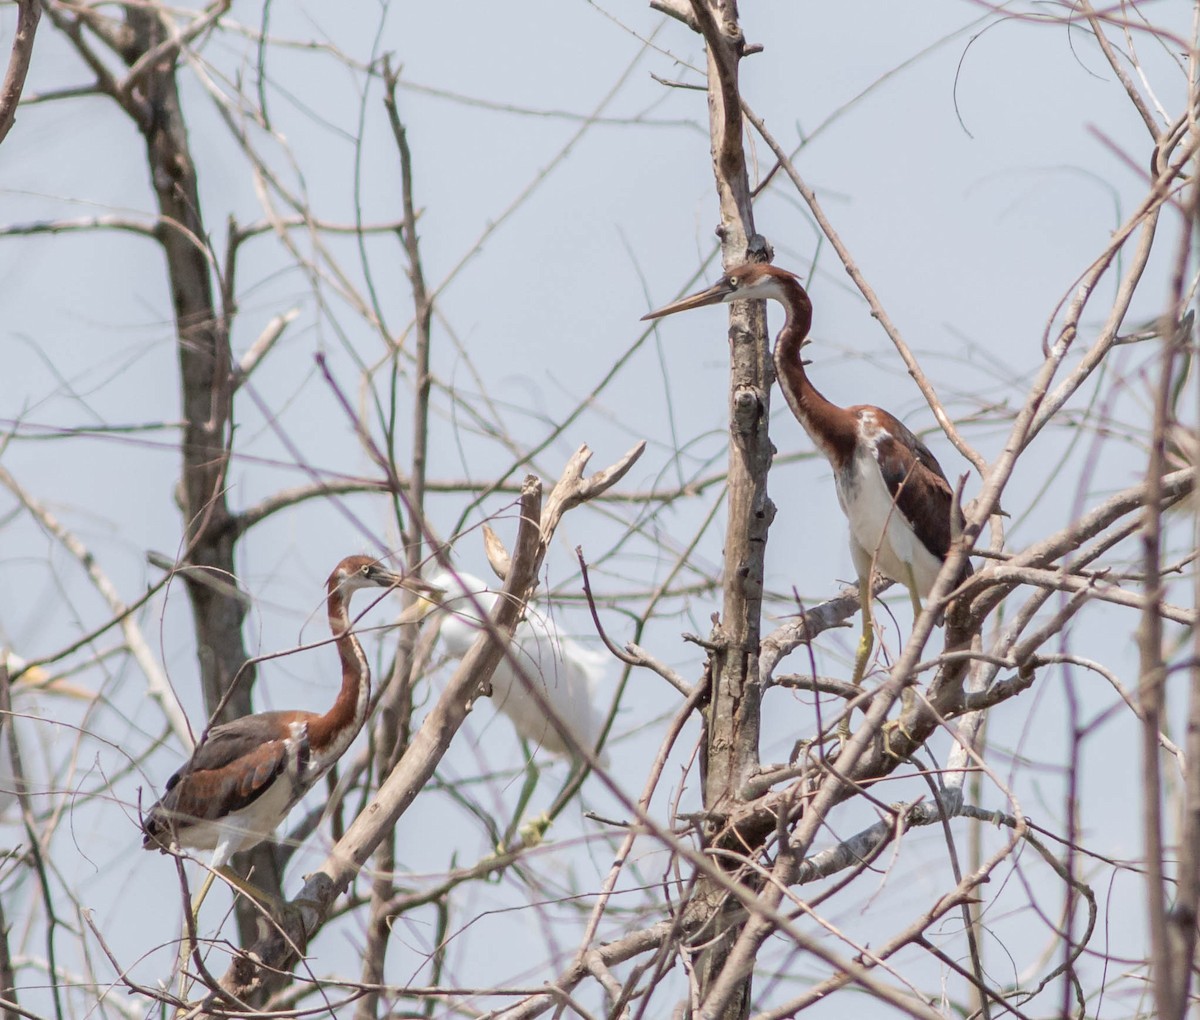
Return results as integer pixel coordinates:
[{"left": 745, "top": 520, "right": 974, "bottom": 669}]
[{"left": 427, "top": 572, "right": 609, "bottom": 762}]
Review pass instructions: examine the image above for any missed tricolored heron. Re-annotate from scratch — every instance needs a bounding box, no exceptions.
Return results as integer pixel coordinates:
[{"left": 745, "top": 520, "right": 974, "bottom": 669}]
[
  {"left": 420, "top": 572, "right": 609, "bottom": 762},
  {"left": 141, "top": 555, "right": 438, "bottom": 913},
  {"left": 643, "top": 263, "right": 971, "bottom": 704}
]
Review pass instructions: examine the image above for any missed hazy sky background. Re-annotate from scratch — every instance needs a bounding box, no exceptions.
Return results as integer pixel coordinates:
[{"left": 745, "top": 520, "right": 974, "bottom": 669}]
[{"left": 0, "top": 2, "right": 1193, "bottom": 1015}]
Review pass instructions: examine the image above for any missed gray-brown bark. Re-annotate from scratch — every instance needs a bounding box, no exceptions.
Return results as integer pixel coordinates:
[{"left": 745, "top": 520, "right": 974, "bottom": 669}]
[
  {"left": 46, "top": 0, "right": 269, "bottom": 955},
  {"left": 123, "top": 6, "right": 280, "bottom": 955},
  {"left": 680, "top": 2, "right": 772, "bottom": 1016},
  {"left": 0, "top": 0, "right": 39, "bottom": 147},
  {"left": 120, "top": 8, "right": 250, "bottom": 728}
]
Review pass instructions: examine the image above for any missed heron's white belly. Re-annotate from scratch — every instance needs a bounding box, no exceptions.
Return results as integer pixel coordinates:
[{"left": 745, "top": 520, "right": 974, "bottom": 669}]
[
  {"left": 837, "top": 448, "right": 942, "bottom": 595},
  {"left": 178, "top": 773, "right": 295, "bottom": 857}
]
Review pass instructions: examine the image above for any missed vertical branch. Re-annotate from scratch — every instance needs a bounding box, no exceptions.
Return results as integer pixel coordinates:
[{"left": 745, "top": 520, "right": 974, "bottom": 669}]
[
  {"left": 0, "top": 891, "right": 14, "bottom": 1020},
  {"left": 1144, "top": 146, "right": 1200, "bottom": 1020},
  {"left": 113, "top": 3, "right": 269, "bottom": 959},
  {"left": 683, "top": 2, "right": 771, "bottom": 1018},
  {"left": 354, "top": 66, "right": 436, "bottom": 1020},
  {"left": 686, "top": 0, "right": 770, "bottom": 811},
  {"left": 386, "top": 64, "right": 433, "bottom": 533},
  {"left": 0, "top": 668, "right": 17, "bottom": 1020},
  {"left": 0, "top": 664, "right": 64, "bottom": 1020},
  {"left": 1171, "top": 33, "right": 1200, "bottom": 1017},
  {"left": 378, "top": 63, "right": 435, "bottom": 777},
  {"left": 1139, "top": 309, "right": 1175, "bottom": 1020},
  {"left": 117, "top": 9, "right": 251, "bottom": 726},
  {"left": 1183, "top": 352, "right": 1200, "bottom": 1014}
]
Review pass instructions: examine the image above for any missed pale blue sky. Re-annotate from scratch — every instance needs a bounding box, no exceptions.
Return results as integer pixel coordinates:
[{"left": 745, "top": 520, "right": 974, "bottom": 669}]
[{"left": 0, "top": 2, "right": 1191, "bottom": 1015}]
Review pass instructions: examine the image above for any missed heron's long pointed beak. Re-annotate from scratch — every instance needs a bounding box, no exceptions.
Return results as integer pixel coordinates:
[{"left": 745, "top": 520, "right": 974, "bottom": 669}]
[
  {"left": 641, "top": 278, "right": 736, "bottom": 321},
  {"left": 366, "top": 565, "right": 445, "bottom": 623},
  {"left": 367, "top": 565, "right": 443, "bottom": 598},
  {"left": 403, "top": 575, "right": 445, "bottom": 599}
]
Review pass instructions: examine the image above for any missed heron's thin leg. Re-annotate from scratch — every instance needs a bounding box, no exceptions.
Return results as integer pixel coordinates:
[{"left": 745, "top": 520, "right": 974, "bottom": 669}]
[
  {"left": 843, "top": 577, "right": 874, "bottom": 741},
  {"left": 905, "top": 566, "right": 924, "bottom": 622},
  {"left": 191, "top": 868, "right": 217, "bottom": 916},
  {"left": 175, "top": 867, "right": 219, "bottom": 1003},
  {"left": 176, "top": 862, "right": 305, "bottom": 1001}
]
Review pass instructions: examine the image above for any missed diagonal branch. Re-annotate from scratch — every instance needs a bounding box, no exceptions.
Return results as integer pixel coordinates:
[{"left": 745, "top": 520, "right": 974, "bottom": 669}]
[{"left": 0, "top": 463, "right": 193, "bottom": 749}]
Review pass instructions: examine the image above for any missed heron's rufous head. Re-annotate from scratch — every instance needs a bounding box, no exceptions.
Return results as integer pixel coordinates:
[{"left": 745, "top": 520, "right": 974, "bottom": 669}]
[{"left": 330, "top": 556, "right": 445, "bottom": 602}]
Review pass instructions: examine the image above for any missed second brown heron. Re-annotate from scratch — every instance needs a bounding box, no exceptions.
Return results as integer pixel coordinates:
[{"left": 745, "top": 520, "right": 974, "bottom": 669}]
[{"left": 643, "top": 263, "right": 971, "bottom": 705}]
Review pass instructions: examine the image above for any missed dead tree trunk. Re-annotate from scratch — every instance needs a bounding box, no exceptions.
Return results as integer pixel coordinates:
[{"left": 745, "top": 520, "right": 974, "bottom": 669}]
[
  {"left": 120, "top": 8, "right": 251, "bottom": 727},
  {"left": 116, "top": 4, "right": 273, "bottom": 955},
  {"left": 674, "top": 2, "right": 774, "bottom": 1016}
]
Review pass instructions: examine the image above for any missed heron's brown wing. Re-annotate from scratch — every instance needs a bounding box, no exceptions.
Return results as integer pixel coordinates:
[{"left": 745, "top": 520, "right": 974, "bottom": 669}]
[
  {"left": 871, "top": 413, "right": 956, "bottom": 562},
  {"left": 142, "top": 710, "right": 313, "bottom": 843}
]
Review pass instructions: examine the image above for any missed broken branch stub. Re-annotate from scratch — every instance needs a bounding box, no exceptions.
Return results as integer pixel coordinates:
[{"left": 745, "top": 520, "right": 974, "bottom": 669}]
[
  {"left": 540, "top": 441, "right": 646, "bottom": 548},
  {"left": 482, "top": 522, "right": 511, "bottom": 582}
]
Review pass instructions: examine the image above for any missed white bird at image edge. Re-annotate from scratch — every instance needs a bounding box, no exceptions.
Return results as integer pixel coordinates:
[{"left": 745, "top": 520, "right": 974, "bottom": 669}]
[{"left": 427, "top": 572, "right": 610, "bottom": 763}]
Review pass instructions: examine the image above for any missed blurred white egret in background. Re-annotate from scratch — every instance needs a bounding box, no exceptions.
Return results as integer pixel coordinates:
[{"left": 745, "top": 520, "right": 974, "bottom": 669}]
[{"left": 426, "top": 572, "right": 610, "bottom": 762}]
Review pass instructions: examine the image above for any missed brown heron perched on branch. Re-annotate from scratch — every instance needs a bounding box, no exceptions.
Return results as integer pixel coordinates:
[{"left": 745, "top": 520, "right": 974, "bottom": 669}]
[
  {"left": 643, "top": 262, "right": 971, "bottom": 703},
  {"left": 142, "top": 554, "right": 439, "bottom": 913}
]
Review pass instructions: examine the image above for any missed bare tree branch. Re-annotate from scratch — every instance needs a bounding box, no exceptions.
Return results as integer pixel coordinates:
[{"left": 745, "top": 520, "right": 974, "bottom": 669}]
[
  {"left": 0, "top": 0, "right": 40, "bottom": 146},
  {"left": 0, "top": 464, "right": 193, "bottom": 749}
]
